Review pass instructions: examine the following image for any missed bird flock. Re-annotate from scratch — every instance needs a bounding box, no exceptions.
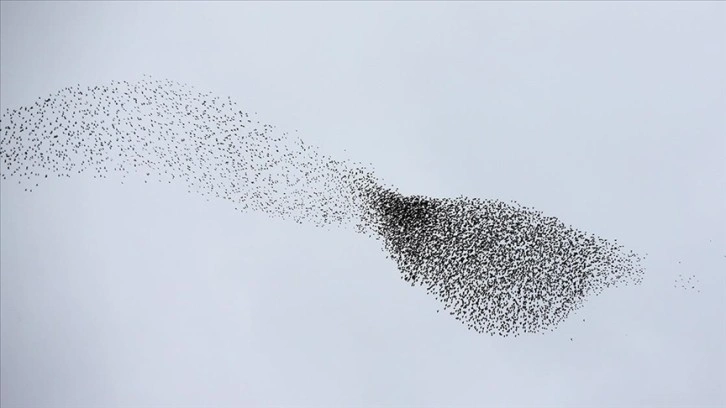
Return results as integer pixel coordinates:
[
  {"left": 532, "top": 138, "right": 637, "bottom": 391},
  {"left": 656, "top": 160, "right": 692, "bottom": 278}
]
[{"left": 1, "top": 76, "right": 647, "bottom": 336}]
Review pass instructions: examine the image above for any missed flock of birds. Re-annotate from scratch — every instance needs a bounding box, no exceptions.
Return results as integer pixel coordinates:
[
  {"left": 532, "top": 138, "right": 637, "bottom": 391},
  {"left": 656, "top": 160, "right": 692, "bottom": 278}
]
[
  {"left": 359, "top": 187, "right": 645, "bottom": 335},
  {"left": 1, "top": 75, "right": 650, "bottom": 336}
]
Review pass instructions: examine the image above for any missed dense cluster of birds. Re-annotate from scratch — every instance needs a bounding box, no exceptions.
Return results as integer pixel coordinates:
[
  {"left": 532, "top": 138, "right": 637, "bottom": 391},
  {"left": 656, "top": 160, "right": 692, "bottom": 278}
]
[
  {"left": 358, "top": 186, "right": 644, "bottom": 335},
  {"left": 0, "top": 76, "right": 646, "bottom": 336}
]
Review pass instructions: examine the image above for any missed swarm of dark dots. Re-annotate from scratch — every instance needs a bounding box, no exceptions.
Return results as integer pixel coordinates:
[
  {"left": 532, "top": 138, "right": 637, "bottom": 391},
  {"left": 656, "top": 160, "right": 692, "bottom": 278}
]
[
  {"left": 355, "top": 185, "right": 644, "bottom": 335},
  {"left": 0, "top": 76, "right": 645, "bottom": 337}
]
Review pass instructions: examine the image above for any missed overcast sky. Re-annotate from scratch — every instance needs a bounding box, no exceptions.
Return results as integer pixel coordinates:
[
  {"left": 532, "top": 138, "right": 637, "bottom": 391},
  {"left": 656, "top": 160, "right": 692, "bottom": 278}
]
[{"left": 1, "top": 2, "right": 725, "bottom": 407}]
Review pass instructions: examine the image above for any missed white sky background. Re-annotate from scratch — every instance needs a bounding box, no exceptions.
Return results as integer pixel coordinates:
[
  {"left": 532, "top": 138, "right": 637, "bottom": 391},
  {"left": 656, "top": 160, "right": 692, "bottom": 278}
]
[{"left": 1, "top": 2, "right": 724, "bottom": 407}]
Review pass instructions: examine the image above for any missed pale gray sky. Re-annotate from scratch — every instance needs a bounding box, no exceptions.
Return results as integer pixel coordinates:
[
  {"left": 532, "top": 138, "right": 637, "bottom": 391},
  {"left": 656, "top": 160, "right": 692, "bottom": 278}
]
[{"left": 1, "top": 2, "right": 725, "bottom": 407}]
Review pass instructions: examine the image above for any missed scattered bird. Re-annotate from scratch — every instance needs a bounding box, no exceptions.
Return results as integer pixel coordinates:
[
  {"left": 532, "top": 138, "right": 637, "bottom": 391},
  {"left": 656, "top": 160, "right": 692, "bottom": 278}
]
[
  {"left": 674, "top": 273, "right": 701, "bottom": 293},
  {"left": 0, "top": 75, "right": 647, "bottom": 337}
]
